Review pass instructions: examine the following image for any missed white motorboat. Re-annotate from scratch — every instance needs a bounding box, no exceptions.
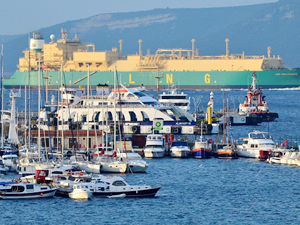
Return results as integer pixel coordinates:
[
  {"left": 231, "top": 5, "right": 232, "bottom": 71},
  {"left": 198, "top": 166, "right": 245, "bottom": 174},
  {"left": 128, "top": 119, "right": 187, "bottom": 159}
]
[
  {"left": 236, "top": 131, "right": 275, "bottom": 159},
  {"left": 69, "top": 183, "right": 92, "bottom": 200},
  {"left": 169, "top": 141, "right": 191, "bottom": 158},
  {"left": 267, "top": 150, "right": 289, "bottom": 164},
  {"left": 287, "top": 151, "right": 298, "bottom": 165},
  {"left": 90, "top": 175, "right": 161, "bottom": 198},
  {"left": 0, "top": 157, "right": 9, "bottom": 174},
  {"left": 143, "top": 134, "right": 166, "bottom": 158},
  {"left": 0, "top": 183, "right": 57, "bottom": 199},
  {"left": 2, "top": 152, "right": 18, "bottom": 172},
  {"left": 116, "top": 142, "right": 149, "bottom": 173},
  {"left": 159, "top": 85, "right": 191, "bottom": 111}
]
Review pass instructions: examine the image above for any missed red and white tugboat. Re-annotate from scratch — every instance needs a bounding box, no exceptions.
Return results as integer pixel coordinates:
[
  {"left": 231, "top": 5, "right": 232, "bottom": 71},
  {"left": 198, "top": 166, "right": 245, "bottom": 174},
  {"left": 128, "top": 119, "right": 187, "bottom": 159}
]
[{"left": 239, "top": 72, "right": 278, "bottom": 121}]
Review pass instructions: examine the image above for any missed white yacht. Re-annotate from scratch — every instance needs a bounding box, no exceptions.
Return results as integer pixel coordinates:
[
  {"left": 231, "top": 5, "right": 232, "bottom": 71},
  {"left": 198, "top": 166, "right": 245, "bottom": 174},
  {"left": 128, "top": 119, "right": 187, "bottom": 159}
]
[
  {"left": 159, "top": 85, "right": 190, "bottom": 111},
  {"left": 169, "top": 141, "right": 191, "bottom": 158},
  {"left": 143, "top": 134, "right": 166, "bottom": 158},
  {"left": 2, "top": 153, "right": 18, "bottom": 172},
  {"left": 69, "top": 184, "right": 92, "bottom": 200},
  {"left": 236, "top": 131, "right": 275, "bottom": 159}
]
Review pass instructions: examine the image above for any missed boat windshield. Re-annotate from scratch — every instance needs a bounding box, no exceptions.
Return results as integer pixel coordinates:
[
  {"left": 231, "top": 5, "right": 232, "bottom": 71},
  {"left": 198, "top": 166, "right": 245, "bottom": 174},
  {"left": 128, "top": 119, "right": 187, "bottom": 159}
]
[
  {"left": 250, "top": 132, "right": 271, "bottom": 139},
  {"left": 146, "top": 145, "right": 163, "bottom": 148},
  {"left": 171, "top": 141, "right": 188, "bottom": 147},
  {"left": 133, "top": 92, "right": 146, "bottom": 97}
]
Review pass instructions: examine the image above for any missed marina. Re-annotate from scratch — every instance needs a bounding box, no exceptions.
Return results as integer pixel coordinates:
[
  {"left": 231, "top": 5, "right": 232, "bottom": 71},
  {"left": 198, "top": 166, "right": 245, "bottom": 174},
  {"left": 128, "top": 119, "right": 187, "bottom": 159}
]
[{"left": 1, "top": 29, "right": 300, "bottom": 225}]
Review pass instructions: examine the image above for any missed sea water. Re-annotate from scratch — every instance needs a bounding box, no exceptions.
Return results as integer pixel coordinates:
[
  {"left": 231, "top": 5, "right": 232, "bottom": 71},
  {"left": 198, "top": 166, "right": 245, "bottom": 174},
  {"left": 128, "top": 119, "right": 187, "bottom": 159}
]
[{"left": 1, "top": 88, "right": 300, "bottom": 224}]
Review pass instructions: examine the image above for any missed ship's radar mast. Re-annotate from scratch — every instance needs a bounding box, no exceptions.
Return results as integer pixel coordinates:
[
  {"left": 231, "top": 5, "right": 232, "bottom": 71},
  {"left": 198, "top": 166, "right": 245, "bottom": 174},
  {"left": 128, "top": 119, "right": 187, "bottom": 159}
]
[
  {"left": 225, "top": 38, "right": 230, "bottom": 58},
  {"left": 50, "top": 34, "right": 55, "bottom": 43},
  {"left": 267, "top": 46, "right": 271, "bottom": 58},
  {"left": 61, "top": 28, "right": 67, "bottom": 39}
]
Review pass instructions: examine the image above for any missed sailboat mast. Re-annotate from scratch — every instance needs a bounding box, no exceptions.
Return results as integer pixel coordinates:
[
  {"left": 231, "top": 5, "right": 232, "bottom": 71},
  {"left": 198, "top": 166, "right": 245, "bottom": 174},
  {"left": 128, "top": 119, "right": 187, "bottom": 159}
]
[
  {"left": 223, "top": 90, "right": 225, "bottom": 142},
  {"left": 87, "top": 64, "right": 90, "bottom": 155},
  {"left": 60, "top": 63, "right": 64, "bottom": 158},
  {"left": 38, "top": 52, "right": 41, "bottom": 161},
  {"left": 1, "top": 43, "right": 3, "bottom": 147},
  {"left": 227, "top": 98, "right": 229, "bottom": 147},
  {"left": 113, "top": 63, "right": 116, "bottom": 152},
  {"left": 28, "top": 33, "right": 31, "bottom": 148}
]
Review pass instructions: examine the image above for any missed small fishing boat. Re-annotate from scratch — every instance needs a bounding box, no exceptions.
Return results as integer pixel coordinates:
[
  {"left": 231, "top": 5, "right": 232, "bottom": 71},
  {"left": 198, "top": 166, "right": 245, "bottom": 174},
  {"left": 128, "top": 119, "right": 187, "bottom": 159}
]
[
  {"left": 90, "top": 175, "right": 161, "bottom": 198},
  {"left": 169, "top": 141, "right": 191, "bottom": 158},
  {"left": 0, "top": 183, "right": 57, "bottom": 199},
  {"left": 214, "top": 144, "right": 238, "bottom": 159},
  {"left": 192, "top": 122, "right": 213, "bottom": 159},
  {"left": 69, "top": 184, "right": 92, "bottom": 200}
]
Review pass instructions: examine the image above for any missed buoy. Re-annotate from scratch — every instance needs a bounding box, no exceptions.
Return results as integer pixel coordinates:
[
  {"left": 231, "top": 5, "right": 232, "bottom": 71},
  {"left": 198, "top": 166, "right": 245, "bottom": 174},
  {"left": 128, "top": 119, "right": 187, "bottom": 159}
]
[{"left": 40, "top": 193, "right": 43, "bottom": 196}]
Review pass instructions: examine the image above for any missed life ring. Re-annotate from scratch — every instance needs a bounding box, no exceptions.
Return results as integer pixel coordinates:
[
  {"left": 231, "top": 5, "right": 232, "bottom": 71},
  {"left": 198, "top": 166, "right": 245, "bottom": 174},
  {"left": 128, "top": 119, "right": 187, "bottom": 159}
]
[
  {"left": 131, "top": 126, "right": 139, "bottom": 134},
  {"left": 166, "top": 128, "right": 170, "bottom": 132},
  {"left": 188, "top": 128, "right": 192, "bottom": 132}
]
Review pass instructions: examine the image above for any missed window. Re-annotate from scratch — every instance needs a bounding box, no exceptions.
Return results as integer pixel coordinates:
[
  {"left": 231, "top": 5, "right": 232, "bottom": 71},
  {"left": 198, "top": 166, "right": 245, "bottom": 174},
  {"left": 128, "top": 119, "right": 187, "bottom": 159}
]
[
  {"left": 251, "top": 144, "right": 254, "bottom": 148},
  {"left": 112, "top": 181, "right": 126, "bottom": 186},
  {"left": 26, "top": 184, "right": 34, "bottom": 190}
]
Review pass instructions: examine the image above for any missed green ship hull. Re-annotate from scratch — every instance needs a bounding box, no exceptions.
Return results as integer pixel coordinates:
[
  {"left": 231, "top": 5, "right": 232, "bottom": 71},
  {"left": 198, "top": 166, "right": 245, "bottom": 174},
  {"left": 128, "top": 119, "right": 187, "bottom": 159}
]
[{"left": 3, "top": 69, "right": 300, "bottom": 90}]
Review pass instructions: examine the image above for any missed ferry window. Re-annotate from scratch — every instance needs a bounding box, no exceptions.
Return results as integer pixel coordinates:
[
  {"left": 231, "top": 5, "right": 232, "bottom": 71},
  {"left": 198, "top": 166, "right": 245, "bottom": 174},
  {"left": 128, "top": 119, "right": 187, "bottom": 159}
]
[
  {"left": 251, "top": 144, "right": 254, "bottom": 148},
  {"left": 243, "top": 140, "right": 248, "bottom": 145},
  {"left": 255, "top": 145, "right": 258, "bottom": 148},
  {"left": 157, "top": 136, "right": 162, "bottom": 140},
  {"left": 112, "top": 181, "right": 126, "bottom": 186},
  {"left": 52, "top": 171, "right": 63, "bottom": 175},
  {"left": 145, "top": 102, "right": 157, "bottom": 105},
  {"left": 127, "top": 94, "right": 135, "bottom": 98},
  {"left": 175, "top": 103, "right": 188, "bottom": 106},
  {"left": 41, "top": 187, "right": 47, "bottom": 190},
  {"left": 134, "top": 92, "right": 146, "bottom": 97},
  {"left": 129, "top": 111, "right": 137, "bottom": 122},
  {"left": 26, "top": 184, "right": 34, "bottom": 190}
]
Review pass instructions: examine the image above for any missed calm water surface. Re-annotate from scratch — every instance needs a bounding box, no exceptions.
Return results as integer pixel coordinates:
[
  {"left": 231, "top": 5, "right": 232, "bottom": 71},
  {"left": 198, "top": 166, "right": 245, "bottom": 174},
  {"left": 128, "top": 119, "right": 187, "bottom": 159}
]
[{"left": 1, "top": 88, "right": 300, "bottom": 224}]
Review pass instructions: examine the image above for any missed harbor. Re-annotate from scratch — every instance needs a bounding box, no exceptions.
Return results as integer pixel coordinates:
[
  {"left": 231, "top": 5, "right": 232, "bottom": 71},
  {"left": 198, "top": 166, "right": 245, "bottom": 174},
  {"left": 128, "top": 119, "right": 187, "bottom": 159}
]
[{"left": 1, "top": 26, "right": 300, "bottom": 224}]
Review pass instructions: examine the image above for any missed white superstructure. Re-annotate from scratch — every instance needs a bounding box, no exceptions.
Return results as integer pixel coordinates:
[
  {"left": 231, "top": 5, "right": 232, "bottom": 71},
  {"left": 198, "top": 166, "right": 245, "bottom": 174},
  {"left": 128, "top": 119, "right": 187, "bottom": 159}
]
[{"left": 236, "top": 131, "right": 275, "bottom": 158}]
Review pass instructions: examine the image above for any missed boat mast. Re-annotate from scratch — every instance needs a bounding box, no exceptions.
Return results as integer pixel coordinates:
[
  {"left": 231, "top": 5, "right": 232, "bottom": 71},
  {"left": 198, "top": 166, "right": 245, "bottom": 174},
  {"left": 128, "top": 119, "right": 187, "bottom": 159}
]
[
  {"left": 38, "top": 51, "right": 41, "bottom": 161},
  {"left": 1, "top": 43, "right": 3, "bottom": 147},
  {"left": 28, "top": 33, "right": 31, "bottom": 149},
  {"left": 227, "top": 98, "right": 229, "bottom": 148},
  {"left": 113, "top": 63, "right": 116, "bottom": 152},
  {"left": 223, "top": 90, "right": 225, "bottom": 142},
  {"left": 60, "top": 63, "right": 64, "bottom": 158},
  {"left": 87, "top": 64, "right": 90, "bottom": 156}
]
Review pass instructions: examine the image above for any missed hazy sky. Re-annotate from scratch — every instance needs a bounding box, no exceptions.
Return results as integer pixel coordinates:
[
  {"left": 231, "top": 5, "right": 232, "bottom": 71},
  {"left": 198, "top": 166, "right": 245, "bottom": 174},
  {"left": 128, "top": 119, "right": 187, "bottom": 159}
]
[{"left": 1, "top": 0, "right": 277, "bottom": 35}]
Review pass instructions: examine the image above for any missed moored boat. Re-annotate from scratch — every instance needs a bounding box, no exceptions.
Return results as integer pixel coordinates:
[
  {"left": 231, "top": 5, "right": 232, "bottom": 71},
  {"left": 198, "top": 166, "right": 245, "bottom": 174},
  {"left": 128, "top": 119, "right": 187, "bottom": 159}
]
[
  {"left": 90, "top": 175, "right": 161, "bottom": 198},
  {"left": 169, "top": 141, "right": 191, "bottom": 158},
  {"left": 0, "top": 183, "right": 57, "bottom": 199},
  {"left": 69, "top": 184, "right": 92, "bottom": 200},
  {"left": 236, "top": 131, "right": 275, "bottom": 159},
  {"left": 238, "top": 72, "right": 278, "bottom": 121}
]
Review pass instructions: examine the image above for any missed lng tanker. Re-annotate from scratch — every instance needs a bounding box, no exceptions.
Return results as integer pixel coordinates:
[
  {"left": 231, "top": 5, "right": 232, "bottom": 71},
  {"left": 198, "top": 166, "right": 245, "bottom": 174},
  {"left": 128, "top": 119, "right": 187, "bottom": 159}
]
[{"left": 3, "top": 29, "right": 300, "bottom": 90}]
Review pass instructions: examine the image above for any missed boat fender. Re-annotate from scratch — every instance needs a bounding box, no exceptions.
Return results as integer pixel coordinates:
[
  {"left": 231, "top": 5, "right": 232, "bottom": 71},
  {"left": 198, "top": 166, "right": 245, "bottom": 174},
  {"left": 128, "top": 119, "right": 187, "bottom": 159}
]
[{"left": 40, "top": 193, "right": 43, "bottom": 196}]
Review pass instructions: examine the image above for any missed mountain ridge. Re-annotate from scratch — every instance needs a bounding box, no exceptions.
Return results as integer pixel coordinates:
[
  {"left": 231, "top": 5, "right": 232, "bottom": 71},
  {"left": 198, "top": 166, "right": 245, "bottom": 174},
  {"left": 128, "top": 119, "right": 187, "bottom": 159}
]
[{"left": 2, "top": 0, "right": 299, "bottom": 76}]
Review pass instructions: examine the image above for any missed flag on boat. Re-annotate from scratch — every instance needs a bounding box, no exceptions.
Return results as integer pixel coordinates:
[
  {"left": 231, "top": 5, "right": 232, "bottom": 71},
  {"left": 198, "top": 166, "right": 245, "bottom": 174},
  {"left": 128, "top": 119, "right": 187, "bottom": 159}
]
[{"left": 281, "top": 140, "right": 288, "bottom": 146}]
